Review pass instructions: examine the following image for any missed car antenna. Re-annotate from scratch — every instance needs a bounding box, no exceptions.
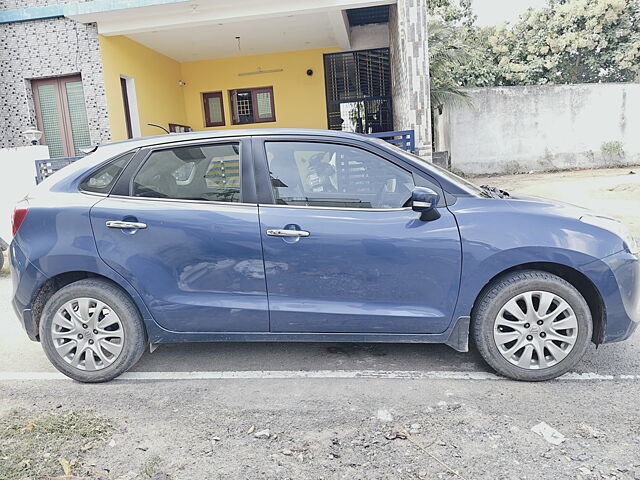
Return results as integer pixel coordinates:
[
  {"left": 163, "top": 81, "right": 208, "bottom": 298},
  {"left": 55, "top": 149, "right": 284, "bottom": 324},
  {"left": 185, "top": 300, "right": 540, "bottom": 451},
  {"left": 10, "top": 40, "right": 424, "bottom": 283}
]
[
  {"left": 80, "top": 145, "right": 99, "bottom": 154},
  {"left": 147, "top": 123, "right": 170, "bottom": 134}
]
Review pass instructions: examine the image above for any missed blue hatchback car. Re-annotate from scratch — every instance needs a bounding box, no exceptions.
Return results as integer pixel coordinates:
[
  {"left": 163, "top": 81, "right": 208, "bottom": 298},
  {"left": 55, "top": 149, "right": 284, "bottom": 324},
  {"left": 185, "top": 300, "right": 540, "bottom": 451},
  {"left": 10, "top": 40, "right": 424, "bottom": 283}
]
[{"left": 10, "top": 129, "right": 640, "bottom": 382}]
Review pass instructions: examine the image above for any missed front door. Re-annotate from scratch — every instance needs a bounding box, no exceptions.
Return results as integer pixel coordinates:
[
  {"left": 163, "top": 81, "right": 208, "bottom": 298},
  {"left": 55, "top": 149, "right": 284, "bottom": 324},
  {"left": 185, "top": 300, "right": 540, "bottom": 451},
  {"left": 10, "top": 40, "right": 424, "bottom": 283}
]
[
  {"left": 90, "top": 139, "right": 269, "bottom": 333},
  {"left": 255, "top": 139, "right": 462, "bottom": 334}
]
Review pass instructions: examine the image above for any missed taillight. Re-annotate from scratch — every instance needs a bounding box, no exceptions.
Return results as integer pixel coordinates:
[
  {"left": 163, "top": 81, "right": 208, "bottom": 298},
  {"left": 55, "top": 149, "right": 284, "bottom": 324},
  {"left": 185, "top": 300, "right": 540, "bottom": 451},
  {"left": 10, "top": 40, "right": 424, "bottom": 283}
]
[{"left": 12, "top": 208, "right": 28, "bottom": 236}]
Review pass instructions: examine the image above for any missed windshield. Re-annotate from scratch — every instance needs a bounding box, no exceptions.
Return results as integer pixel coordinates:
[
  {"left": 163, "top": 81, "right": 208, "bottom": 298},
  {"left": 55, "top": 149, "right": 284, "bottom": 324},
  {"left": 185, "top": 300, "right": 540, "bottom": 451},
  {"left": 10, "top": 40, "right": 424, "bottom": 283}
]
[{"left": 372, "top": 139, "right": 488, "bottom": 197}]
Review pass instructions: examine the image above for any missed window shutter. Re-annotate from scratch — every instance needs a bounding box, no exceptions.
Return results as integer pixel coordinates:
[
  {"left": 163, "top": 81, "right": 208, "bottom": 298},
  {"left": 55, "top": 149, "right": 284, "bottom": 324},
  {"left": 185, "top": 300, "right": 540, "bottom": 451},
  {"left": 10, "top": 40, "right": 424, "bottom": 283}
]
[
  {"left": 230, "top": 90, "right": 240, "bottom": 125},
  {"left": 64, "top": 80, "right": 92, "bottom": 156},
  {"left": 203, "top": 92, "right": 225, "bottom": 127},
  {"left": 208, "top": 97, "right": 223, "bottom": 124},
  {"left": 252, "top": 88, "right": 275, "bottom": 122},
  {"left": 35, "top": 84, "right": 65, "bottom": 158}
]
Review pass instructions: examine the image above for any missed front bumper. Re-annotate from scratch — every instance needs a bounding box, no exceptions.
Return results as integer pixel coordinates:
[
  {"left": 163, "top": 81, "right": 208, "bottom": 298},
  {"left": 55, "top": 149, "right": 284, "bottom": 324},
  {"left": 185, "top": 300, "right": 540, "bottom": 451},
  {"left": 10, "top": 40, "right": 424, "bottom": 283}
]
[
  {"left": 582, "top": 250, "right": 640, "bottom": 343},
  {"left": 10, "top": 240, "right": 47, "bottom": 341}
]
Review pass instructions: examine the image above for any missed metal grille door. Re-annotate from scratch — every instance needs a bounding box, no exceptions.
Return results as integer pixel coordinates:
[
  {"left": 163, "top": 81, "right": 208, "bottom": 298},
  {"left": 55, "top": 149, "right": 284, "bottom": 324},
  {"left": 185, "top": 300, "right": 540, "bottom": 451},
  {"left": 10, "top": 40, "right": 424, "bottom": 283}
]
[{"left": 324, "top": 48, "right": 393, "bottom": 134}]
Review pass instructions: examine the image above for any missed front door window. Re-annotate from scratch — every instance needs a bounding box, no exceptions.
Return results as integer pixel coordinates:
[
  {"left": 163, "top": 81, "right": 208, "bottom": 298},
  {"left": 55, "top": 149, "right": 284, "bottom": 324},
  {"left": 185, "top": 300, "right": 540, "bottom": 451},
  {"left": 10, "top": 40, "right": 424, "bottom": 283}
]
[
  {"left": 265, "top": 142, "right": 414, "bottom": 209},
  {"left": 32, "top": 75, "right": 91, "bottom": 158}
]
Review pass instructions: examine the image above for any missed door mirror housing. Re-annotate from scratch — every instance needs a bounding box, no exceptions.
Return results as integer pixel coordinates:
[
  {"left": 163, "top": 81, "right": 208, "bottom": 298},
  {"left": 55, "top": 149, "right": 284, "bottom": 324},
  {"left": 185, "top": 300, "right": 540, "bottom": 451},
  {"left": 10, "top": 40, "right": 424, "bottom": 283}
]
[{"left": 411, "top": 187, "right": 441, "bottom": 221}]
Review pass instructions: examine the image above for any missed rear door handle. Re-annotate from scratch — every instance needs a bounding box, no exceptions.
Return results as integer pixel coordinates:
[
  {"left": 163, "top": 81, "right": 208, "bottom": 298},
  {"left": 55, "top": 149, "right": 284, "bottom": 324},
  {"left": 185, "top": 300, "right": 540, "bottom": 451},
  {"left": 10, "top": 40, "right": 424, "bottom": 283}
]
[
  {"left": 106, "top": 220, "right": 147, "bottom": 230},
  {"left": 266, "top": 229, "right": 310, "bottom": 237}
]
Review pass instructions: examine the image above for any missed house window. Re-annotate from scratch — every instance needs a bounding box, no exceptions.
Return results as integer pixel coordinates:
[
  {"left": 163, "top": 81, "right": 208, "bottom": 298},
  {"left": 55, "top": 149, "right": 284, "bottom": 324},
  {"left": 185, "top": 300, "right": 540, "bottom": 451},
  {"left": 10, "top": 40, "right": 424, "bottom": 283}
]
[
  {"left": 230, "top": 87, "right": 275, "bottom": 125},
  {"left": 203, "top": 92, "right": 225, "bottom": 127},
  {"left": 32, "top": 75, "right": 92, "bottom": 158}
]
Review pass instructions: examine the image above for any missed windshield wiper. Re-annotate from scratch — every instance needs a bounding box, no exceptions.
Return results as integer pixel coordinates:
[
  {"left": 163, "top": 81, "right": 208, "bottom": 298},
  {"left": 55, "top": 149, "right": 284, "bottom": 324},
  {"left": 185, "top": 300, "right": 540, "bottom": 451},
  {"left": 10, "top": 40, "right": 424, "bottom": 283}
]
[{"left": 480, "top": 185, "right": 510, "bottom": 199}]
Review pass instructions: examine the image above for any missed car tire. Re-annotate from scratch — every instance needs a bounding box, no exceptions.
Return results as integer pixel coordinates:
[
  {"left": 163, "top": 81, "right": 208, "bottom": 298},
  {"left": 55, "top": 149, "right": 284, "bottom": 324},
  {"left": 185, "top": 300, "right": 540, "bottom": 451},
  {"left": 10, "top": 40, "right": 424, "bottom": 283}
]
[
  {"left": 472, "top": 270, "right": 592, "bottom": 381},
  {"left": 40, "top": 279, "right": 146, "bottom": 383}
]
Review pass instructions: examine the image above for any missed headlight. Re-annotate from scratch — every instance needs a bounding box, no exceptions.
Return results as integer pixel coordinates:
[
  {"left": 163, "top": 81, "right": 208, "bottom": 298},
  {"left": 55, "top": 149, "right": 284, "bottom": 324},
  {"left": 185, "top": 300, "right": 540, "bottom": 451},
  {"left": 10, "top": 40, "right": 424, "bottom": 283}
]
[{"left": 580, "top": 215, "right": 638, "bottom": 254}]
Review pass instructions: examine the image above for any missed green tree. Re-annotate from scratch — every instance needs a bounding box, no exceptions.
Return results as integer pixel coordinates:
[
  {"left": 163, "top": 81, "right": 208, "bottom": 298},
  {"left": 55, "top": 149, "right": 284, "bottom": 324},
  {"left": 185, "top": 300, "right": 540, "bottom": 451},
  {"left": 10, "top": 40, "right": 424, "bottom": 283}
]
[
  {"left": 426, "top": 1, "right": 501, "bottom": 109},
  {"left": 428, "top": 20, "right": 473, "bottom": 110},
  {"left": 484, "top": 0, "right": 640, "bottom": 85},
  {"left": 427, "top": 0, "right": 476, "bottom": 26}
]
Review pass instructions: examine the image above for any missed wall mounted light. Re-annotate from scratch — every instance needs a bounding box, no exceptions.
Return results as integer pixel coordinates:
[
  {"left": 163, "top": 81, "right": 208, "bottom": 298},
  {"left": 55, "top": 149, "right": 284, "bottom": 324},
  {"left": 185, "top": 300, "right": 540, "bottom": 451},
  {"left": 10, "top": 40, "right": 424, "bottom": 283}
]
[
  {"left": 306, "top": 69, "right": 314, "bottom": 76},
  {"left": 178, "top": 80, "right": 187, "bottom": 86},
  {"left": 22, "top": 126, "right": 42, "bottom": 145}
]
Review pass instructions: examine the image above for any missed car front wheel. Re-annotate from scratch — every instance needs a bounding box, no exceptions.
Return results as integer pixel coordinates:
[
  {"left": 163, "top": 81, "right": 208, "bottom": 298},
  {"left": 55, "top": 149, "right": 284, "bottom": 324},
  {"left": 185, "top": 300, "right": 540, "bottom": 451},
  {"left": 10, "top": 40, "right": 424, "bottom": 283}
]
[
  {"left": 40, "top": 279, "right": 146, "bottom": 383},
  {"left": 472, "top": 270, "right": 592, "bottom": 381}
]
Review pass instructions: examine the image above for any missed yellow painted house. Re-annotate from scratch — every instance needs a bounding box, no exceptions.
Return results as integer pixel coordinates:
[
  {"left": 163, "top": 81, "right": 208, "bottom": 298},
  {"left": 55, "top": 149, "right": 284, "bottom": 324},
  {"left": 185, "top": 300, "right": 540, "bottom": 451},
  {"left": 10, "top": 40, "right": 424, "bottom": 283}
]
[
  {"left": 100, "top": 36, "right": 338, "bottom": 140},
  {"left": 1, "top": 0, "right": 432, "bottom": 157}
]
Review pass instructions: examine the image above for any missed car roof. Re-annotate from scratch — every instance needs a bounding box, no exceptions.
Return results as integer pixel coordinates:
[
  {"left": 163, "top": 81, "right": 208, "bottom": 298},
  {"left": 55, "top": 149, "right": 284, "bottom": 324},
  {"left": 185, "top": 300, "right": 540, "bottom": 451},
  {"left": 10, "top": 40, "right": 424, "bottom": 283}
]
[
  {"left": 35, "top": 128, "right": 476, "bottom": 198},
  {"left": 97, "top": 128, "right": 375, "bottom": 152}
]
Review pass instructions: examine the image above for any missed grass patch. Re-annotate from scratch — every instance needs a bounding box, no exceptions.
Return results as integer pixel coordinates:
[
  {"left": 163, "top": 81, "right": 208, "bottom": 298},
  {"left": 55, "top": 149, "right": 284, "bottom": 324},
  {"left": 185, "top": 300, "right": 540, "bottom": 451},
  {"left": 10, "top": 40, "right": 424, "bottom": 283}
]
[
  {"left": 0, "top": 409, "right": 113, "bottom": 480},
  {"left": 142, "top": 454, "right": 162, "bottom": 478}
]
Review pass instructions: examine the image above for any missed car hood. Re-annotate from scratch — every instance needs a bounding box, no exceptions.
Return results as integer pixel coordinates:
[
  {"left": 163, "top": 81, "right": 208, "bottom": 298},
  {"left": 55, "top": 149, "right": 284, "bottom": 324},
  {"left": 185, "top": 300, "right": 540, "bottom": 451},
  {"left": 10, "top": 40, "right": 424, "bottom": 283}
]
[{"left": 501, "top": 193, "right": 615, "bottom": 221}]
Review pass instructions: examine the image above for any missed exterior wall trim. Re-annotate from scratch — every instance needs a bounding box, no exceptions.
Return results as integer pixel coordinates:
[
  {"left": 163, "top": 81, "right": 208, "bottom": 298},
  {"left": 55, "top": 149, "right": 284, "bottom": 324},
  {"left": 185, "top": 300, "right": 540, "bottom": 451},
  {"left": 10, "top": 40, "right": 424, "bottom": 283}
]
[
  {"left": 0, "top": 0, "right": 188, "bottom": 24},
  {"left": 0, "top": 6, "right": 63, "bottom": 24}
]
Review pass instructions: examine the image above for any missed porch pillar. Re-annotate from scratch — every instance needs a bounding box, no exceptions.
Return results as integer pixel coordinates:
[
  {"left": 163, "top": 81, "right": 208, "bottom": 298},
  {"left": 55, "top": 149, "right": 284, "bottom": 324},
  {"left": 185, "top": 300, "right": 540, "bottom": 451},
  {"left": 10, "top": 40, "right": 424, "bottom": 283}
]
[{"left": 389, "top": 0, "right": 432, "bottom": 159}]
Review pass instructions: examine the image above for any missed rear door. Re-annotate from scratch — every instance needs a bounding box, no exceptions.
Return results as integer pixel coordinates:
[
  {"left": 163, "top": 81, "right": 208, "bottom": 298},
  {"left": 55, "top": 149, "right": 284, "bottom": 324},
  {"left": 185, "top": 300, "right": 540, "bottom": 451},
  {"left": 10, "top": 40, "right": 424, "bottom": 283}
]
[{"left": 90, "top": 138, "right": 269, "bottom": 333}]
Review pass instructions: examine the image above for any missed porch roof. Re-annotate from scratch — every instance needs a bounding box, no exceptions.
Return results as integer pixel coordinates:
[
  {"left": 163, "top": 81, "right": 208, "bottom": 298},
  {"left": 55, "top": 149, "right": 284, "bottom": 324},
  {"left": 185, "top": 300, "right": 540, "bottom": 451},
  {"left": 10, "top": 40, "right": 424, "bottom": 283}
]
[{"left": 66, "top": 0, "right": 396, "bottom": 61}]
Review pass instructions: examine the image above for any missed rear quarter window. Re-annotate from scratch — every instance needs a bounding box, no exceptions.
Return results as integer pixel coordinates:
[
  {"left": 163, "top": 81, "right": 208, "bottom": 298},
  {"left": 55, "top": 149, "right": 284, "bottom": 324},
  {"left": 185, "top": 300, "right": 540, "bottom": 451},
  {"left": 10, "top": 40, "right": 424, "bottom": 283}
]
[{"left": 80, "top": 152, "right": 135, "bottom": 194}]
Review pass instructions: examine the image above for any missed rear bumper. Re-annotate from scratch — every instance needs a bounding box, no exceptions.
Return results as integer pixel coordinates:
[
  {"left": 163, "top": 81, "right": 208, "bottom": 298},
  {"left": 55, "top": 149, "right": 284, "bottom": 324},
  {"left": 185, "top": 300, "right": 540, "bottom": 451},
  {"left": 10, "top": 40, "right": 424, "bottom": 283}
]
[
  {"left": 10, "top": 240, "right": 46, "bottom": 341},
  {"left": 582, "top": 250, "right": 640, "bottom": 343}
]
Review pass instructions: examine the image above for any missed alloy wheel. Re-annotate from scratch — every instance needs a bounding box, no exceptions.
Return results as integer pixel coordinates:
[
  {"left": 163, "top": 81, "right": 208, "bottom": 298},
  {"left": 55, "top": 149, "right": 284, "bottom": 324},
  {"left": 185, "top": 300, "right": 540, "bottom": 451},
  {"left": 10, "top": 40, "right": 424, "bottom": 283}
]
[
  {"left": 51, "top": 297, "right": 125, "bottom": 371},
  {"left": 493, "top": 290, "right": 578, "bottom": 370}
]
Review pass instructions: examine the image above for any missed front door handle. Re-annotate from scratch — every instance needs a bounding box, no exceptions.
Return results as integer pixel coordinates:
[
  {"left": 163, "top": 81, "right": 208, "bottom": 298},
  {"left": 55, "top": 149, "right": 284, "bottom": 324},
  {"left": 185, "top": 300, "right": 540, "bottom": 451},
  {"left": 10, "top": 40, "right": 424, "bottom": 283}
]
[
  {"left": 106, "top": 220, "right": 147, "bottom": 230},
  {"left": 266, "top": 229, "right": 310, "bottom": 237}
]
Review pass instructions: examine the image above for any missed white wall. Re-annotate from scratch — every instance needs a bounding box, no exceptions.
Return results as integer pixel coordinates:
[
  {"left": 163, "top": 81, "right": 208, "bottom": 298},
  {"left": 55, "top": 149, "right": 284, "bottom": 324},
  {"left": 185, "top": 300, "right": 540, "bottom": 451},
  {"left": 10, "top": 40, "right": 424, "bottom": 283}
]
[
  {"left": 350, "top": 23, "right": 389, "bottom": 50},
  {"left": 0, "top": 145, "right": 49, "bottom": 243},
  {"left": 436, "top": 83, "right": 640, "bottom": 175}
]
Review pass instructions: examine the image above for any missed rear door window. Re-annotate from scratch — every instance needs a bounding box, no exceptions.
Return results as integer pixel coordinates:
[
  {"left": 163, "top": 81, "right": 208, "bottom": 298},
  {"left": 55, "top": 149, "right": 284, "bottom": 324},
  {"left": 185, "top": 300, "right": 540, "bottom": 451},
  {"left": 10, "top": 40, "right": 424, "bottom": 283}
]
[{"left": 131, "top": 143, "right": 241, "bottom": 203}]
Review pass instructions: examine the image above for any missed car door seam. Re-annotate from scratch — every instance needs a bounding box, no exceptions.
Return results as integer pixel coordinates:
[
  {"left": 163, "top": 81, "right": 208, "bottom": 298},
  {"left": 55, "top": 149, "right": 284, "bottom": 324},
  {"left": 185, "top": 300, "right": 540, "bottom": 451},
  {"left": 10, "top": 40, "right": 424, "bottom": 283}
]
[{"left": 256, "top": 204, "right": 272, "bottom": 332}]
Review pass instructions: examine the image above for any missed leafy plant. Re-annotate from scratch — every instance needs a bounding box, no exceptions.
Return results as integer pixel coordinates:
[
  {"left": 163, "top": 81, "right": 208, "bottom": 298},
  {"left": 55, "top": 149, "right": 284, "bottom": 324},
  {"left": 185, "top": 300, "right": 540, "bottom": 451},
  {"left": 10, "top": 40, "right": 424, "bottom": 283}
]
[{"left": 601, "top": 140, "right": 626, "bottom": 166}]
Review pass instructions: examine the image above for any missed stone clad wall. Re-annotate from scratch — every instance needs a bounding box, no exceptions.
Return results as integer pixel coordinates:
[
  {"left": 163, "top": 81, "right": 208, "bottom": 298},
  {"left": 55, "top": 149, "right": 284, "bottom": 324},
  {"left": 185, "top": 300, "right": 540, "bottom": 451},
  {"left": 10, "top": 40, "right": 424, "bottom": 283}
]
[
  {"left": 389, "top": 0, "right": 432, "bottom": 159},
  {"left": 0, "top": 13, "right": 110, "bottom": 149},
  {"left": 435, "top": 83, "right": 640, "bottom": 175}
]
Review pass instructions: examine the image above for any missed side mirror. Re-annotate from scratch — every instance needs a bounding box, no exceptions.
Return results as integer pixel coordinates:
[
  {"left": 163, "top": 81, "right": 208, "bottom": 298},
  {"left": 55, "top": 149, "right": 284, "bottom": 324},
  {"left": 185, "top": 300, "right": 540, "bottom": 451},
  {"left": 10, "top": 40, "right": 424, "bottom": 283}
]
[{"left": 411, "top": 187, "right": 441, "bottom": 221}]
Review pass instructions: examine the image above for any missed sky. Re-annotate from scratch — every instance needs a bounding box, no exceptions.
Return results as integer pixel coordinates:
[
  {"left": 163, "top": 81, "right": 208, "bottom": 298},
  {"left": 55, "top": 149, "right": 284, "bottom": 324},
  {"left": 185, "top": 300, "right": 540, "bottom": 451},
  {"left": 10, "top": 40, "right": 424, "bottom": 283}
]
[{"left": 472, "top": 0, "right": 549, "bottom": 26}]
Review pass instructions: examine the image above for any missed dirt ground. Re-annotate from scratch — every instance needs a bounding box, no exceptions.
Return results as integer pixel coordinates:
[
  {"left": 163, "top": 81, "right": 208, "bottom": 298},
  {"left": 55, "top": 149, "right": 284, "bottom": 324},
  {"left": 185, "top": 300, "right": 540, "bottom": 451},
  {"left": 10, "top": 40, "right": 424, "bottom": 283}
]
[
  {"left": 1, "top": 167, "right": 640, "bottom": 480},
  {"left": 475, "top": 166, "right": 640, "bottom": 237}
]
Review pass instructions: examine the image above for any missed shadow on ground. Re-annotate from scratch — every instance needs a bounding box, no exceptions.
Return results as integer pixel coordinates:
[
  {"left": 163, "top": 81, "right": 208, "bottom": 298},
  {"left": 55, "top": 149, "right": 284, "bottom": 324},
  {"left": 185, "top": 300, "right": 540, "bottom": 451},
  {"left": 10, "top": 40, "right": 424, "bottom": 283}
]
[{"left": 131, "top": 341, "right": 488, "bottom": 373}]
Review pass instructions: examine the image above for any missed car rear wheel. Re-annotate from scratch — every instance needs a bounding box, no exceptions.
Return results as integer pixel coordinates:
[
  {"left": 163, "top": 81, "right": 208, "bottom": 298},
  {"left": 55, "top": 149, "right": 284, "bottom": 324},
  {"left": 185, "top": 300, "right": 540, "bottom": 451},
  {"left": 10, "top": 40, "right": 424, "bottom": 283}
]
[
  {"left": 40, "top": 279, "right": 146, "bottom": 383},
  {"left": 472, "top": 270, "right": 592, "bottom": 381}
]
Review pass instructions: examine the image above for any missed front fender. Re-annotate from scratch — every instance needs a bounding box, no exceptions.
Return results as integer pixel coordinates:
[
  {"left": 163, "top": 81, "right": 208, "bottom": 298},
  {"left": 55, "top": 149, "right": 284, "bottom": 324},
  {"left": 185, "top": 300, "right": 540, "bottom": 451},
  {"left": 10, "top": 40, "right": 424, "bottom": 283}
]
[
  {"left": 449, "top": 196, "right": 619, "bottom": 320},
  {"left": 452, "top": 245, "right": 601, "bottom": 319}
]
